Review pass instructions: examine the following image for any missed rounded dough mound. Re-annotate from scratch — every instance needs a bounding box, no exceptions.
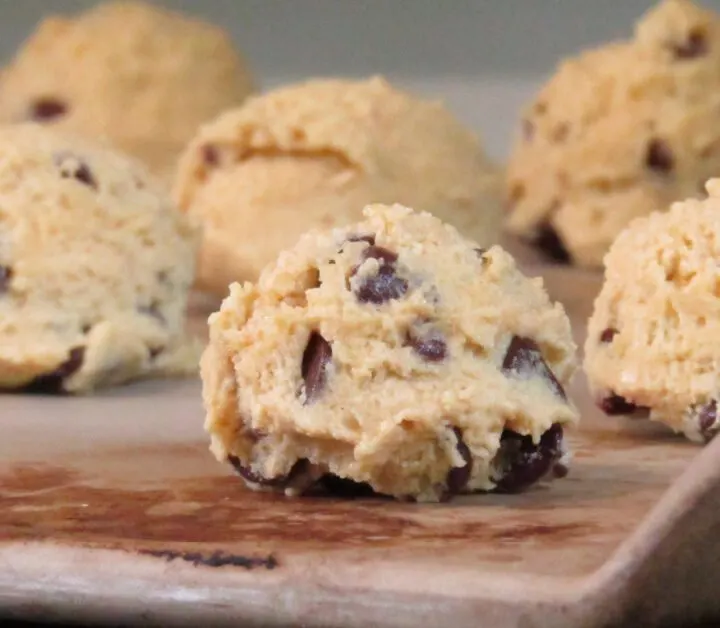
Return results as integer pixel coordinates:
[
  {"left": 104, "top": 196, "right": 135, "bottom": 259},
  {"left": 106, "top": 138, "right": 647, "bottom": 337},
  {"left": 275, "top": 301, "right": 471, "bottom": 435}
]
[
  {"left": 585, "top": 179, "right": 720, "bottom": 442},
  {"left": 506, "top": 0, "right": 720, "bottom": 268},
  {"left": 0, "top": 123, "right": 200, "bottom": 394},
  {"left": 203, "top": 203, "right": 577, "bottom": 502},
  {"left": 0, "top": 1, "right": 255, "bottom": 181},
  {"left": 174, "top": 76, "right": 503, "bottom": 295}
]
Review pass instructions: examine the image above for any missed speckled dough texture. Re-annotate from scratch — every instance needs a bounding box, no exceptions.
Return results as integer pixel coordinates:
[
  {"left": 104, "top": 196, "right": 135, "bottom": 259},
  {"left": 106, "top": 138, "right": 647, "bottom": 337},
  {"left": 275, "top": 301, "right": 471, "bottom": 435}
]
[
  {"left": 174, "top": 76, "right": 504, "bottom": 295},
  {"left": 506, "top": 0, "right": 720, "bottom": 268},
  {"left": 0, "top": 123, "right": 200, "bottom": 394},
  {"left": 0, "top": 1, "right": 254, "bottom": 181},
  {"left": 585, "top": 179, "right": 720, "bottom": 442},
  {"left": 202, "top": 203, "right": 578, "bottom": 502}
]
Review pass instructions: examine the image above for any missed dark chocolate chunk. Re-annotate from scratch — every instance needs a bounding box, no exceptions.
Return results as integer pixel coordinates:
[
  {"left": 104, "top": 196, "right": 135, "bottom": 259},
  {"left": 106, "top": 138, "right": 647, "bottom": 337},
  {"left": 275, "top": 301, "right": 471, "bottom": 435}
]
[
  {"left": 491, "top": 424, "right": 564, "bottom": 493},
  {"left": 201, "top": 144, "right": 220, "bottom": 167},
  {"left": 474, "top": 247, "right": 487, "bottom": 258},
  {"left": 30, "top": 98, "right": 67, "bottom": 121},
  {"left": 502, "top": 336, "right": 566, "bottom": 399},
  {"left": 301, "top": 331, "right": 332, "bottom": 403},
  {"left": 138, "top": 303, "right": 166, "bottom": 325},
  {"left": 361, "top": 245, "right": 398, "bottom": 265},
  {"left": 696, "top": 399, "right": 718, "bottom": 441},
  {"left": 71, "top": 162, "right": 97, "bottom": 189},
  {"left": 672, "top": 29, "right": 708, "bottom": 59},
  {"left": 446, "top": 427, "right": 473, "bottom": 494},
  {"left": 407, "top": 326, "right": 447, "bottom": 362},
  {"left": 598, "top": 392, "right": 649, "bottom": 417},
  {"left": 228, "top": 455, "right": 304, "bottom": 487},
  {"left": 20, "top": 347, "right": 85, "bottom": 394},
  {"left": 55, "top": 153, "right": 97, "bottom": 189},
  {"left": 351, "top": 245, "right": 408, "bottom": 304},
  {"left": 346, "top": 234, "right": 376, "bottom": 245},
  {"left": 148, "top": 346, "right": 164, "bottom": 359},
  {"left": 600, "top": 328, "right": 618, "bottom": 343},
  {"left": 646, "top": 139, "right": 674, "bottom": 174},
  {"left": 0, "top": 265, "right": 12, "bottom": 293},
  {"left": 532, "top": 223, "right": 571, "bottom": 264},
  {"left": 317, "top": 474, "right": 379, "bottom": 498}
]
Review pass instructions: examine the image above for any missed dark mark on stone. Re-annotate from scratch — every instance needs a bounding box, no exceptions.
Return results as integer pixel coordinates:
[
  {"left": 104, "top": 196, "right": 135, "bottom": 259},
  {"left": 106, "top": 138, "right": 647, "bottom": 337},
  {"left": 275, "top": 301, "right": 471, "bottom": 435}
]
[{"left": 139, "top": 549, "right": 278, "bottom": 570}]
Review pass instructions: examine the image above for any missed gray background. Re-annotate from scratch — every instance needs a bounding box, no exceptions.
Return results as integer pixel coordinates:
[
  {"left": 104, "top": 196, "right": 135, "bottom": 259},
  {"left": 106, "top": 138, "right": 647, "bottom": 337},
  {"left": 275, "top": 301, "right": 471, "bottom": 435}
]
[{"left": 1, "top": 0, "right": 719, "bottom": 158}]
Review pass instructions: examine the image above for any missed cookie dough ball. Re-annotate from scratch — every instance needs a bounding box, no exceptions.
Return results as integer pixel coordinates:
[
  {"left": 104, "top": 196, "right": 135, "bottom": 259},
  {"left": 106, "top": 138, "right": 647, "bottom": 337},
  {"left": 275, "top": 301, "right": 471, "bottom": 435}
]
[
  {"left": 174, "top": 76, "right": 503, "bottom": 295},
  {"left": 506, "top": 0, "right": 720, "bottom": 267},
  {"left": 0, "top": 1, "right": 254, "bottom": 181},
  {"left": 202, "top": 203, "right": 577, "bottom": 502},
  {"left": 0, "top": 123, "right": 200, "bottom": 394},
  {"left": 584, "top": 179, "right": 720, "bottom": 442}
]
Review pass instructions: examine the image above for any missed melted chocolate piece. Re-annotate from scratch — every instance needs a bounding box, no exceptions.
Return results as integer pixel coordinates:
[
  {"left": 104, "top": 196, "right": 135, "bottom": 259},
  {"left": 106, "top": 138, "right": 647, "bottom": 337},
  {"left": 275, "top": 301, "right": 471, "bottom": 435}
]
[
  {"left": 407, "top": 326, "right": 447, "bottom": 362},
  {"left": 19, "top": 347, "right": 85, "bottom": 394},
  {"left": 0, "top": 266, "right": 12, "bottom": 293},
  {"left": 30, "top": 98, "right": 67, "bottom": 121},
  {"left": 646, "top": 139, "right": 674, "bottom": 174},
  {"left": 600, "top": 328, "right": 618, "bottom": 343},
  {"left": 446, "top": 427, "right": 473, "bottom": 494},
  {"left": 502, "top": 336, "right": 566, "bottom": 399},
  {"left": 492, "top": 424, "right": 564, "bottom": 493},
  {"left": 532, "top": 223, "right": 571, "bottom": 264},
  {"left": 301, "top": 331, "right": 332, "bottom": 403},
  {"left": 672, "top": 30, "right": 708, "bottom": 59}
]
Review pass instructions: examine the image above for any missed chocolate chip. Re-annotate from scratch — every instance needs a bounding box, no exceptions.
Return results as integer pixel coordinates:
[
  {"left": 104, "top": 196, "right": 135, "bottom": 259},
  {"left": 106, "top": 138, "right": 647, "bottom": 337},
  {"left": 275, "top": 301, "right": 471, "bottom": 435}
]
[
  {"left": 598, "top": 392, "right": 649, "bottom": 416},
  {"left": 149, "top": 346, "right": 164, "bottom": 359},
  {"left": 407, "top": 326, "right": 447, "bottom": 362},
  {"left": 474, "top": 247, "right": 487, "bottom": 258},
  {"left": 446, "top": 427, "right": 473, "bottom": 494},
  {"left": 301, "top": 331, "right": 332, "bottom": 403},
  {"left": 502, "top": 336, "right": 566, "bottom": 399},
  {"left": 491, "top": 424, "right": 564, "bottom": 493},
  {"left": 672, "top": 29, "right": 708, "bottom": 59},
  {"left": 532, "top": 223, "right": 571, "bottom": 264},
  {"left": 228, "top": 455, "right": 304, "bottom": 487},
  {"left": 20, "top": 347, "right": 85, "bottom": 394},
  {"left": 646, "top": 139, "right": 674, "bottom": 174},
  {"left": 0, "top": 266, "right": 12, "bottom": 293},
  {"left": 600, "top": 328, "right": 618, "bottom": 343},
  {"left": 696, "top": 399, "right": 718, "bottom": 440},
  {"left": 55, "top": 153, "right": 97, "bottom": 189},
  {"left": 316, "top": 474, "right": 379, "bottom": 498},
  {"left": 352, "top": 246, "right": 408, "bottom": 304},
  {"left": 201, "top": 144, "right": 219, "bottom": 167},
  {"left": 30, "top": 98, "right": 67, "bottom": 121},
  {"left": 347, "top": 234, "right": 376, "bottom": 245}
]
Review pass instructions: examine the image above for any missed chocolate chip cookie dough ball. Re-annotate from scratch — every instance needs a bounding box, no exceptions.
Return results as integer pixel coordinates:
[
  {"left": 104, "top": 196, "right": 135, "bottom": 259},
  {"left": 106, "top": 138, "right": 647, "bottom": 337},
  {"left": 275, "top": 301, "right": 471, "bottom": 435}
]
[
  {"left": 0, "top": 1, "right": 254, "bottom": 181},
  {"left": 0, "top": 124, "right": 200, "bottom": 394},
  {"left": 506, "top": 0, "right": 720, "bottom": 267},
  {"left": 202, "top": 203, "right": 577, "bottom": 502},
  {"left": 174, "top": 76, "right": 503, "bottom": 295},
  {"left": 585, "top": 180, "right": 720, "bottom": 442}
]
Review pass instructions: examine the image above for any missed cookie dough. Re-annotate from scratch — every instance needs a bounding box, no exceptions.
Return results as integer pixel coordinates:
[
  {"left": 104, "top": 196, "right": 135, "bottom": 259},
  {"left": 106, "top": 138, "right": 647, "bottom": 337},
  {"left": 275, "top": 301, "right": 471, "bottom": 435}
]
[
  {"left": 585, "top": 179, "right": 720, "bottom": 442},
  {"left": 202, "top": 203, "right": 578, "bottom": 502},
  {"left": 506, "top": 0, "right": 720, "bottom": 267},
  {"left": 0, "top": 123, "right": 200, "bottom": 394},
  {"left": 173, "top": 76, "right": 503, "bottom": 295},
  {"left": 0, "top": 1, "right": 254, "bottom": 181}
]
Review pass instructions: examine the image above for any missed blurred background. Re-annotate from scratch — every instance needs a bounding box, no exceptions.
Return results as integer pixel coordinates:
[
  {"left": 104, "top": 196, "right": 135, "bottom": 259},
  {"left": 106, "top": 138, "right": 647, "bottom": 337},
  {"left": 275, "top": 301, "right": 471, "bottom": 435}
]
[{"left": 2, "top": 0, "right": 720, "bottom": 159}]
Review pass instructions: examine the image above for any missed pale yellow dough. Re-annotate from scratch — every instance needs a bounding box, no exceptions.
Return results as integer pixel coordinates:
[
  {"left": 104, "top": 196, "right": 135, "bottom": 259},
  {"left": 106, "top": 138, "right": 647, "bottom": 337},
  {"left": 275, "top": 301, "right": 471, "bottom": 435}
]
[
  {"left": 0, "top": 1, "right": 254, "bottom": 181},
  {"left": 174, "top": 76, "right": 503, "bottom": 295},
  {"left": 506, "top": 0, "right": 720, "bottom": 267},
  {"left": 585, "top": 179, "right": 720, "bottom": 442},
  {"left": 0, "top": 123, "right": 200, "bottom": 394},
  {"left": 203, "top": 203, "right": 577, "bottom": 502}
]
